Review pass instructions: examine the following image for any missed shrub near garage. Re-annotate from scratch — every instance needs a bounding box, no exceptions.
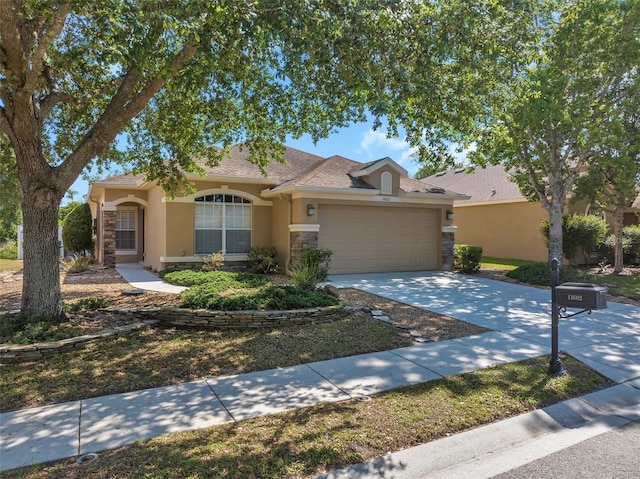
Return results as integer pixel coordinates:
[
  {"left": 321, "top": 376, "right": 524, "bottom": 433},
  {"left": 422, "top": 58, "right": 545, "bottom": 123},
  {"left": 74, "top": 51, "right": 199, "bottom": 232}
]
[{"left": 454, "top": 244, "right": 483, "bottom": 273}]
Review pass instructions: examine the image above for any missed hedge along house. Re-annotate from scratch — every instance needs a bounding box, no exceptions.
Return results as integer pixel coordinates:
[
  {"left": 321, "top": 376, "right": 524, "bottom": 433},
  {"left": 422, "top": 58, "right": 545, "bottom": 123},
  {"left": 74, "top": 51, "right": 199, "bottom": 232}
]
[{"left": 87, "top": 146, "right": 467, "bottom": 274}]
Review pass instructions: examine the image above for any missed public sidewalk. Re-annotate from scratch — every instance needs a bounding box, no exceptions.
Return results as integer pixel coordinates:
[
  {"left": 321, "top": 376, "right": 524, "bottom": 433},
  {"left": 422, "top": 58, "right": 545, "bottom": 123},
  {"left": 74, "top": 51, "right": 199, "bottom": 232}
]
[{"left": 1, "top": 270, "right": 639, "bottom": 474}]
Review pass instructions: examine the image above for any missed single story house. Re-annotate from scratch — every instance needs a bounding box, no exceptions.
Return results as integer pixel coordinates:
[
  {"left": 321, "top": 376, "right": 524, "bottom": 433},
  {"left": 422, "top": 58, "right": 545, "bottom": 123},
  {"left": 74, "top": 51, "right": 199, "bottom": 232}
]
[
  {"left": 88, "top": 146, "right": 467, "bottom": 274},
  {"left": 422, "top": 164, "right": 558, "bottom": 262},
  {"left": 422, "top": 164, "right": 640, "bottom": 263}
]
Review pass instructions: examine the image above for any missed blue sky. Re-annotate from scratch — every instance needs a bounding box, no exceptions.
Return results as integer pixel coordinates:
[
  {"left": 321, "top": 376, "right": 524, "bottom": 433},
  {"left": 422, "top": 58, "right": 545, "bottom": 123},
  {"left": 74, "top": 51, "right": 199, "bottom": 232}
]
[{"left": 65, "top": 120, "right": 434, "bottom": 204}]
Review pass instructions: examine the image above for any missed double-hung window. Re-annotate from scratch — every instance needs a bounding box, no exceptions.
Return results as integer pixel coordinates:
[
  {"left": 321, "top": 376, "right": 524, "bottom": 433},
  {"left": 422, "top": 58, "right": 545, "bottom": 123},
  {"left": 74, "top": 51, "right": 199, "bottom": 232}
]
[
  {"left": 115, "top": 209, "right": 136, "bottom": 251},
  {"left": 194, "top": 194, "right": 251, "bottom": 254}
]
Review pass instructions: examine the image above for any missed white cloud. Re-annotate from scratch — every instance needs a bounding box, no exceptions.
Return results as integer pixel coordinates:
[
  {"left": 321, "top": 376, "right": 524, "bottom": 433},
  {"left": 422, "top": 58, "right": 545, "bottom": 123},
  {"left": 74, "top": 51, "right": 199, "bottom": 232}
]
[
  {"left": 448, "top": 142, "right": 476, "bottom": 164},
  {"left": 360, "top": 129, "right": 409, "bottom": 156}
]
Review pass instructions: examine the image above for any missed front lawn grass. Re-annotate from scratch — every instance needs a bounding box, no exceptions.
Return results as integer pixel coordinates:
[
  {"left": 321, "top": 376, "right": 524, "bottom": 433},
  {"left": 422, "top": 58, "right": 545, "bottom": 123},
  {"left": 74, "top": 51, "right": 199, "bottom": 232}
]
[
  {"left": 1, "top": 314, "right": 412, "bottom": 412},
  {"left": 0, "top": 258, "right": 22, "bottom": 271},
  {"left": 481, "top": 256, "right": 537, "bottom": 270},
  {"left": 6, "top": 354, "right": 613, "bottom": 479}
]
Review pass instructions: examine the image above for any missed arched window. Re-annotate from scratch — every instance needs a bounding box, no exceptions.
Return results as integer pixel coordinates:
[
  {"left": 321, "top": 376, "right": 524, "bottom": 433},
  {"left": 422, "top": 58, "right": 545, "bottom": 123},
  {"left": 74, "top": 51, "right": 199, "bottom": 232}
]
[
  {"left": 194, "top": 194, "right": 251, "bottom": 254},
  {"left": 381, "top": 171, "right": 392, "bottom": 195}
]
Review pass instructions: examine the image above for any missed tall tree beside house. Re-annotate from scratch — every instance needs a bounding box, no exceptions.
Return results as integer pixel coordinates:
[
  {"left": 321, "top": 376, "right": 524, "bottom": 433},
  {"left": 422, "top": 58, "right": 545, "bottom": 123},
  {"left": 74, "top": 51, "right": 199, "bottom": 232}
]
[
  {"left": 432, "top": 1, "right": 639, "bottom": 264},
  {"left": 0, "top": 0, "right": 539, "bottom": 321}
]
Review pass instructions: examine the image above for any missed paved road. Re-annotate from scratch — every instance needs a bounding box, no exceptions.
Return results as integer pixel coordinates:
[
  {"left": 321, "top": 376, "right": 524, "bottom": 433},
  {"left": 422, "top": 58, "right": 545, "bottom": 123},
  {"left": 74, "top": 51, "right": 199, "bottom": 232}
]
[{"left": 494, "top": 420, "right": 640, "bottom": 478}]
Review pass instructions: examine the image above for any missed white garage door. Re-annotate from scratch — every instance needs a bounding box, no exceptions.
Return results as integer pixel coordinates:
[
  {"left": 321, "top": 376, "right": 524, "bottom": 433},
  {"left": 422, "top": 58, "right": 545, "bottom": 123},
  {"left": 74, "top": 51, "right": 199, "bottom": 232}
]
[{"left": 318, "top": 205, "right": 439, "bottom": 274}]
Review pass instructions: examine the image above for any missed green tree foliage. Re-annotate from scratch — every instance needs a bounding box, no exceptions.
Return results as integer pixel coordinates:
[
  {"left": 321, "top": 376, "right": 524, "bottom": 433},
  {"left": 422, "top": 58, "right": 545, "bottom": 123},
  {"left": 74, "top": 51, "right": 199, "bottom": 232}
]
[
  {"left": 0, "top": 1, "right": 544, "bottom": 319},
  {"left": 540, "top": 214, "right": 608, "bottom": 266},
  {"left": 61, "top": 203, "right": 93, "bottom": 255},
  {"left": 457, "top": 1, "right": 640, "bottom": 265}
]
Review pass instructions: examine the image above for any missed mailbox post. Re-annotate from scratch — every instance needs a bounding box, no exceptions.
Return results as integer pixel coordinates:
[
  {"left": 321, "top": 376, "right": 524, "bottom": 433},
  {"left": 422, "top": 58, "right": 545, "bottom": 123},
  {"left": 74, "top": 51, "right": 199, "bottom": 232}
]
[
  {"left": 549, "top": 258, "right": 607, "bottom": 376},
  {"left": 549, "top": 259, "right": 564, "bottom": 375}
]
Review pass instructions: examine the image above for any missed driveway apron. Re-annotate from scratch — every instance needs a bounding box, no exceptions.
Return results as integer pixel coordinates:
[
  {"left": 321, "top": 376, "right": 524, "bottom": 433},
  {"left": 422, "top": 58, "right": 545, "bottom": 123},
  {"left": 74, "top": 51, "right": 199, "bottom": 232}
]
[{"left": 327, "top": 271, "right": 640, "bottom": 384}]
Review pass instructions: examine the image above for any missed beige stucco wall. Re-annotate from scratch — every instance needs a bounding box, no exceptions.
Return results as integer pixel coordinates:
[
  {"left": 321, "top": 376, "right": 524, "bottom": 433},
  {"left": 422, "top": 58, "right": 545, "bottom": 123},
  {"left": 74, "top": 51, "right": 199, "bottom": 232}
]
[
  {"left": 165, "top": 201, "right": 195, "bottom": 258},
  {"left": 453, "top": 201, "right": 548, "bottom": 262},
  {"left": 144, "top": 187, "right": 167, "bottom": 271},
  {"left": 271, "top": 197, "right": 291, "bottom": 270}
]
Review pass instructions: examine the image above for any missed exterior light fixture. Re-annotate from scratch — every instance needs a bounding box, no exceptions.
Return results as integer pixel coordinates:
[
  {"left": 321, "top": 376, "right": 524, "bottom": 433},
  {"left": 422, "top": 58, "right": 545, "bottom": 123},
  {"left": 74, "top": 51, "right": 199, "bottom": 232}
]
[
  {"left": 307, "top": 204, "right": 317, "bottom": 216},
  {"left": 446, "top": 210, "right": 454, "bottom": 221}
]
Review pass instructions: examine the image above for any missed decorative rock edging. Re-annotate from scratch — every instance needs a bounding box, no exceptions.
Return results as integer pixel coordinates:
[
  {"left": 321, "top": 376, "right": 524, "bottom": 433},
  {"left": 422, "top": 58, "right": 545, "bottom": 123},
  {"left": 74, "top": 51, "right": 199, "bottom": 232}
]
[
  {"left": 370, "top": 309, "right": 429, "bottom": 343},
  {"left": 107, "top": 304, "right": 349, "bottom": 329},
  {"left": 0, "top": 322, "right": 151, "bottom": 362},
  {"left": 0, "top": 305, "right": 349, "bottom": 362}
]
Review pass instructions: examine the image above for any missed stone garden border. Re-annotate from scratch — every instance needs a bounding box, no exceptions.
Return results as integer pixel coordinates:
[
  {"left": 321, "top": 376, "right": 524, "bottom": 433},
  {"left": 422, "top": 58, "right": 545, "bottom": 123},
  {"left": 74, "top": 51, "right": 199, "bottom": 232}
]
[{"left": 1, "top": 305, "right": 349, "bottom": 362}]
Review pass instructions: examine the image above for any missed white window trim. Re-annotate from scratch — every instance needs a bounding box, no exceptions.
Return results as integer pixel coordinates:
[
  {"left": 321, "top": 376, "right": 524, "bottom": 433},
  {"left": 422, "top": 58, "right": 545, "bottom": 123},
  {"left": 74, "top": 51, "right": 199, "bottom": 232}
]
[
  {"left": 194, "top": 195, "right": 252, "bottom": 255},
  {"left": 115, "top": 206, "right": 137, "bottom": 254}
]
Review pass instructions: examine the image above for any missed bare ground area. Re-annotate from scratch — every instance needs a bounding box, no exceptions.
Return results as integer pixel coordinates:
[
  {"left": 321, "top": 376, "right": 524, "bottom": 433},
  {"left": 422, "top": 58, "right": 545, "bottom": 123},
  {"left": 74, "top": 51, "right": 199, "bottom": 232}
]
[{"left": 1, "top": 265, "right": 487, "bottom": 342}]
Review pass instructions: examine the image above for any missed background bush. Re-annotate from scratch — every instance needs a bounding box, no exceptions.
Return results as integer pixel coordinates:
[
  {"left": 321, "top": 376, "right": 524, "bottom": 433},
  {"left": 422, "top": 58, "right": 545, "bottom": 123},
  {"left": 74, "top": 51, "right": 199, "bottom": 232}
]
[
  {"left": 599, "top": 225, "right": 640, "bottom": 266},
  {"left": 454, "top": 244, "right": 483, "bottom": 273},
  {"left": 62, "top": 203, "right": 93, "bottom": 255},
  {"left": 506, "top": 262, "right": 590, "bottom": 285},
  {"left": 540, "top": 214, "right": 607, "bottom": 265},
  {"left": 0, "top": 239, "right": 18, "bottom": 259}
]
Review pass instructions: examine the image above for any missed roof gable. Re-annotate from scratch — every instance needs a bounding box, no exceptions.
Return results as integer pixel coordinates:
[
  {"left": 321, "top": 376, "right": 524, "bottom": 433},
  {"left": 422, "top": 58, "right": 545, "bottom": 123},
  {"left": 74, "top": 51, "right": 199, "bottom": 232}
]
[{"left": 350, "top": 156, "right": 408, "bottom": 178}]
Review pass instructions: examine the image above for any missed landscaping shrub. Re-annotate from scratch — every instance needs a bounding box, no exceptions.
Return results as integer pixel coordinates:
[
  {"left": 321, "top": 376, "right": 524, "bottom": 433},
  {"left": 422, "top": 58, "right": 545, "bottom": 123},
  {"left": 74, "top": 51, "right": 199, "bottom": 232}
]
[
  {"left": 290, "top": 264, "right": 319, "bottom": 291},
  {"left": 300, "top": 247, "right": 332, "bottom": 282},
  {"left": 454, "top": 244, "right": 483, "bottom": 273},
  {"left": 65, "top": 297, "right": 111, "bottom": 313},
  {"left": 600, "top": 225, "right": 640, "bottom": 266},
  {"left": 0, "top": 239, "right": 18, "bottom": 259},
  {"left": 506, "top": 262, "right": 591, "bottom": 286},
  {"left": 540, "top": 214, "right": 607, "bottom": 265},
  {"left": 180, "top": 284, "right": 339, "bottom": 310},
  {"left": 248, "top": 246, "right": 279, "bottom": 273},
  {"left": 0, "top": 313, "right": 66, "bottom": 344},
  {"left": 61, "top": 203, "right": 93, "bottom": 255},
  {"left": 60, "top": 254, "right": 94, "bottom": 273},
  {"left": 162, "top": 269, "right": 268, "bottom": 290},
  {"left": 199, "top": 251, "right": 224, "bottom": 271}
]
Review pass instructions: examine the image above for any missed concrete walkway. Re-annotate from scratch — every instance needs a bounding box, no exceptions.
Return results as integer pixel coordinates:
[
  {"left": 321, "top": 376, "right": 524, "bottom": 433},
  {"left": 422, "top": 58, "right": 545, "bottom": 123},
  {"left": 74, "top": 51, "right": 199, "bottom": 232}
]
[
  {"left": 114, "top": 263, "right": 187, "bottom": 293},
  {"left": 1, "top": 271, "right": 639, "bottom": 474}
]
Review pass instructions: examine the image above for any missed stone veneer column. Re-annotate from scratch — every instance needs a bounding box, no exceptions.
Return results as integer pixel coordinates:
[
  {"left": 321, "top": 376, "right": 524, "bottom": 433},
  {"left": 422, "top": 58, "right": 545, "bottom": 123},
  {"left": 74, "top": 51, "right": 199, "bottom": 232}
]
[
  {"left": 102, "top": 210, "right": 117, "bottom": 268},
  {"left": 441, "top": 226, "right": 457, "bottom": 271},
  {"left": 289, "top": 224, "right": 320, "bottom": 270}
]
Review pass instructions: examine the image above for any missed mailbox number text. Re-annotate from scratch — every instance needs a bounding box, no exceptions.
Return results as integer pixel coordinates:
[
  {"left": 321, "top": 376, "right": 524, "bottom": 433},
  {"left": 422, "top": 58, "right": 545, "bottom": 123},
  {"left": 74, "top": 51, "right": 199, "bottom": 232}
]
[{"left": 567, "top": 294, "right": 583, "bottom": 301}]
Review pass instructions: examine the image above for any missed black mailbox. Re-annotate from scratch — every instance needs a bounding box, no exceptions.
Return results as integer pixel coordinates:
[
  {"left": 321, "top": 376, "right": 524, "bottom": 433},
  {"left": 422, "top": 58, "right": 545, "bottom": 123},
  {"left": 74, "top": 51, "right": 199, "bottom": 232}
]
[{"left": 555, "top": 283, "right": 607, "bottom": 310}]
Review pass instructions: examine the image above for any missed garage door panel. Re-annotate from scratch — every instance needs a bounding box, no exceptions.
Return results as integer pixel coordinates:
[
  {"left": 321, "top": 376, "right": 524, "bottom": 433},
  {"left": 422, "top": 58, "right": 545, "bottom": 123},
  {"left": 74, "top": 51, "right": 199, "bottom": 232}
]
[{"left": 318, "top": 205, "right": 439, "bottom": 274}]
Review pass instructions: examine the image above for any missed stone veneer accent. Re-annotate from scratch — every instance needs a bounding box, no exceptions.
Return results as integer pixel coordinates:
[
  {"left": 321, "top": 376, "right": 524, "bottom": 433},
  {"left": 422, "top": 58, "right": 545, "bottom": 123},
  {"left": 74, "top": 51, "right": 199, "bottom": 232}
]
[
  {"left": 290, "top": 230, "right": 319, "bottom": 269},
  {"left": 441, "top": 231, "right": 455, "bottom": 271},
  {"left": 102, "top": 210, "right": 117, "bottom": 267},
  {"left": 1, "top": 305, "right": 348, "bottom": 362}
]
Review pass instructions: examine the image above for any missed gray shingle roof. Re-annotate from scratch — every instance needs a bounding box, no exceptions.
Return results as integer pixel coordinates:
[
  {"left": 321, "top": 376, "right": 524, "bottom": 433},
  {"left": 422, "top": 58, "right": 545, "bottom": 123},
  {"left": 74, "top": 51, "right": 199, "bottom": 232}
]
[
  {"left": 93, "top": 145, "right": 465, "bottom": 198},
  {"left": 421, "top": 164, "right": 526, "bottom": 203}
]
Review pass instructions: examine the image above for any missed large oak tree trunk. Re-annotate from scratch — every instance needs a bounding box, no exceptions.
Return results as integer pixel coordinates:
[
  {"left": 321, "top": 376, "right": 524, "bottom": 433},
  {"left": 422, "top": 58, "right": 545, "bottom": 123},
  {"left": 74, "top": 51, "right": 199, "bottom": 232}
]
[{"left": 19, "top": 188, "right": 66, "bottom": 322}]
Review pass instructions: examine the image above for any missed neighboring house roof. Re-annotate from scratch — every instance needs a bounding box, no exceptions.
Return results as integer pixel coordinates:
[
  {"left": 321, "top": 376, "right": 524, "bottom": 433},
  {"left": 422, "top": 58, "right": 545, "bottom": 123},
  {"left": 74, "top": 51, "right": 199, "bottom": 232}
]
[
  {"left": 422, "top": 164, "right": 526, "bottom": 204},
  {"left": 91, "top": 145, "right": 467, "bottom": 199}
]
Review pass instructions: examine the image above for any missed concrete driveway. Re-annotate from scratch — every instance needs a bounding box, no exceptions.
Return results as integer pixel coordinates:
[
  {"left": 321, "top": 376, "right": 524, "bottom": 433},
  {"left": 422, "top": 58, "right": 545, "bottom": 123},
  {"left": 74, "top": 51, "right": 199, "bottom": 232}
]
[{"left": 327, "top": 271, "right": 640, "bottom": 384}]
